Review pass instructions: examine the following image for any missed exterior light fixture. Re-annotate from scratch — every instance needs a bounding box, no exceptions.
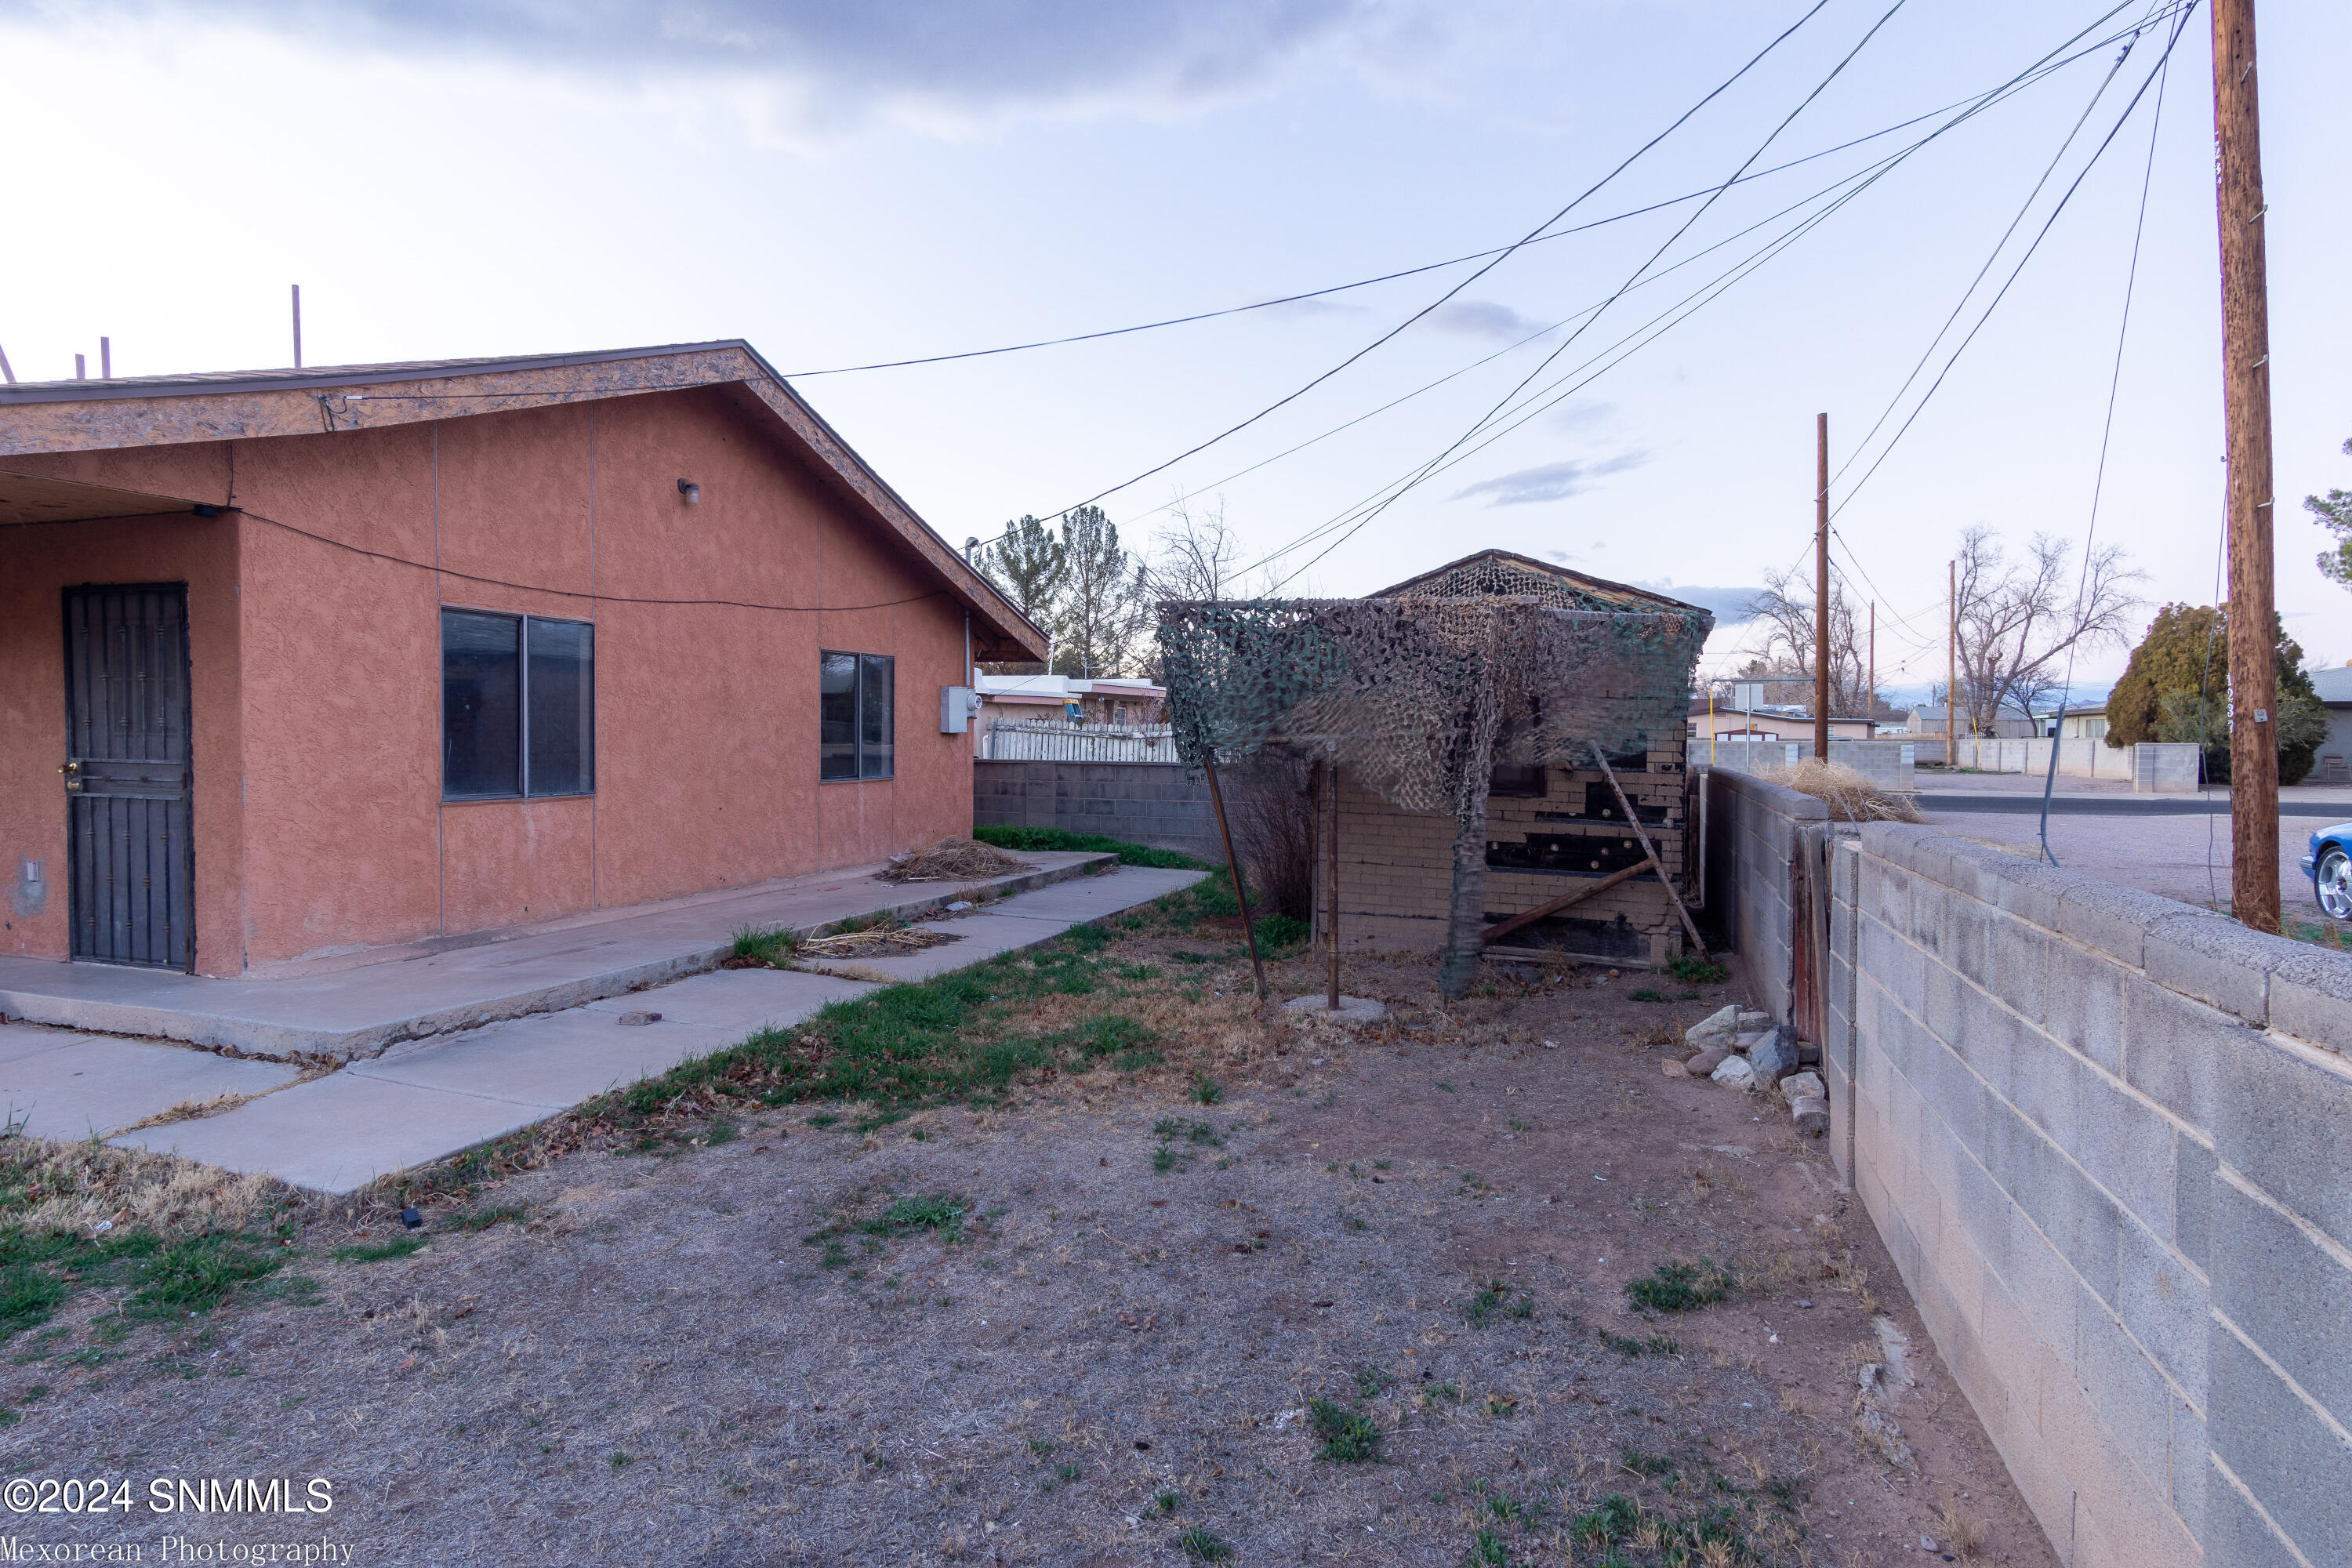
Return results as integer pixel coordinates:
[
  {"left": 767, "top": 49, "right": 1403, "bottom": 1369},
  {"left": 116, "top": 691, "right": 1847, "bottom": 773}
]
[{"left": 677, "top": 478, "right": 701, "bottom": 505}]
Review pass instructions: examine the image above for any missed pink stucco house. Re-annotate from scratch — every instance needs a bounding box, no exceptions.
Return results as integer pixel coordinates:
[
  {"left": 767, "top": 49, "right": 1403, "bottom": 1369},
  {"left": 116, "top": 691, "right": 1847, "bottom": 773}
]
[{"left": 0, "top": 342, "right": 1044, "bottom": 977}]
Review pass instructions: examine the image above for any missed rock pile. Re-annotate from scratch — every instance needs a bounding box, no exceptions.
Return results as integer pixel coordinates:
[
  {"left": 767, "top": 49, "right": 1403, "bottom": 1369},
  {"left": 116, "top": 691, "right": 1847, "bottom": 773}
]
[{"left": 1664, "top": 1005, "right": 1828, "bottom": 1138}]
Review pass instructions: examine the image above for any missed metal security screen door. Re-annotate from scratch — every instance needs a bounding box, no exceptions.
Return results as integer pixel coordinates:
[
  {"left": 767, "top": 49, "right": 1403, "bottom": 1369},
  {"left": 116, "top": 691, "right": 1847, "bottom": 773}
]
[{"left": 62, "top": 585, "right": 194, "bottom": 968}]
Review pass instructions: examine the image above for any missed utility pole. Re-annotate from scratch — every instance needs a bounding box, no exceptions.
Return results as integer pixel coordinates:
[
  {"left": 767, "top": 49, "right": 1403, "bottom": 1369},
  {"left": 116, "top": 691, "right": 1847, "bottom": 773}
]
[
  {"left": 2212, "top": 0, "right": 2278, "bottom": 931},
  {"left": 1946, "top": 561, "right": 1958, "bottom": 768},
  {"left": 1868, "top": 601, "right": 1876, "bottom": 733},
  {"left": 1814, "top": 412, "right": 1830, "bottom": 760}
]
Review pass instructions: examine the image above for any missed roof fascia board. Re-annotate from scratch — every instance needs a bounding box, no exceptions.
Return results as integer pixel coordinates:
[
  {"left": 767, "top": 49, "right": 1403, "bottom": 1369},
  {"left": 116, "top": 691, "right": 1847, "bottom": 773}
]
[{"left": 0, "top": 339, "right": 1045, "bottom": 661}]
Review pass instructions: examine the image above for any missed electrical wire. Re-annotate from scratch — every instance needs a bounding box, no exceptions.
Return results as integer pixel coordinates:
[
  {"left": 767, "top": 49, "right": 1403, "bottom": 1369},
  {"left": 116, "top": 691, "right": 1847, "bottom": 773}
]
[
  {"left": 1826, "top": 4, "right": 2195, "bottom": 522},
  {"left": 1247, "top": 0, "right": 2176, "bottom": 592},
  {"left": 1258, "top": 0, "right": 1919, "bottom": 592},
  {"left": 238, "top": 507, "right": 960, "bottom": 617},
  {"left": 1019, "top": 0, "right": 1836, "bottom": 522},
  {"left": 2037, "top": 24, "right": 2173, "bottom": 868}
]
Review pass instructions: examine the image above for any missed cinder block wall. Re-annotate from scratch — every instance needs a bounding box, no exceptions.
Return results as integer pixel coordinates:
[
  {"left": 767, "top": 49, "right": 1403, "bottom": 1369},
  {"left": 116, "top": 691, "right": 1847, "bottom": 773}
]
[
  {"left": 1825, "top": 822, "right": 2352, "bottom": 1568},
  {"left": 971, "top": 760, "right": 1220, "bottom": 862},
  {"left": 1702, "top": 768, "right": 1828, "bottom": 1029}
]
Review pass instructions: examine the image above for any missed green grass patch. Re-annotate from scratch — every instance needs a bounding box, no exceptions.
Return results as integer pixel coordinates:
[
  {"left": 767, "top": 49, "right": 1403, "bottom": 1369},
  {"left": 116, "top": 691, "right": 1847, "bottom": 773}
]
[
  {"left": 727, "top": 923, "right": 799, "bottom": 967},
  {"left": 1664, "top": 953, "right": 1730, "bottom": 985},
  {"left": 1463, "top": 1279, "right": 1534, "bottom": 1328},
  {"left": 1177, "top": 1525, "right": 1232, "bottom": 1561},
  {"left": 1308, "top": 1398, "right": 1384, "bottom": 1462},
  {"left": 125, "top": 1235, "right": 285, "bottom": 1317},
  {"left": 1624, "top": 1259, "right": 1733, "bottom": 1314},
  {"left": 970, "top": 824, "right": 1210, "bottom": 870},
  {"left": 1599, "top": 1329, "right": 1679, "bottom": 1358},
  {"left": 1626, "top": 987, "right": 1670, "bottom": 1003},
  {"left": 0, "top": 1266, "right": 68, "bottom": 1338},
  {"left": 333, "top": 1236, "right": 426, "bottom": 1265},
  {"left": 1252, "top": 913, "right": 1310, "bottom": 953}
]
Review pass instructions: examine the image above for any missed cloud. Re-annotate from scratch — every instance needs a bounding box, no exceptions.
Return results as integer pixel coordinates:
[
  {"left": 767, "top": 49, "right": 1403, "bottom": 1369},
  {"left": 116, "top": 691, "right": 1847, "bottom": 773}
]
[
  {"left": 1425, "top": 299, "right": 1550, "bottom": 342},
  {"left": 1447, "top": 452, "right": 1644, "bottom": 506},
  {"left": 68, "top": 0, "right": 1428, "bottom": 129},
  {"left": 1546, "top": 398, "right": 1615, "bottom": 433},
  {"left": 1632, "top": 583, "right": 1765, "bottom": 625}
]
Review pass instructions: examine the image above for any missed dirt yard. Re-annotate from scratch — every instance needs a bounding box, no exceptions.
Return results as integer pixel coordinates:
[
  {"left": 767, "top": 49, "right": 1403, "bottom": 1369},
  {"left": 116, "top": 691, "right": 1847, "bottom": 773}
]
[{"left": 0, "top": 906, "right": 2056, "bottom": 1567}]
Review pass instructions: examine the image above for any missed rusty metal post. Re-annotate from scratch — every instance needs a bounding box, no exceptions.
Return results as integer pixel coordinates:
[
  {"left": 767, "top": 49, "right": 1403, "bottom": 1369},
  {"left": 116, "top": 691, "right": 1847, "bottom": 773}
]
[
  {"left": 1201, "top": 753, "right": 1269, "bottom": 1000},
  {"left": 1325, "top": 754, "right": 1341, "bottom": 1010}
]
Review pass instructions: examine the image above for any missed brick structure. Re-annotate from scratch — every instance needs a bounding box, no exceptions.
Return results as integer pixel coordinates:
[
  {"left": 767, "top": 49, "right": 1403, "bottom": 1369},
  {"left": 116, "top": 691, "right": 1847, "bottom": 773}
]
[{"left": 1301, "top": 554, "right": 1705, "bottom": 971}]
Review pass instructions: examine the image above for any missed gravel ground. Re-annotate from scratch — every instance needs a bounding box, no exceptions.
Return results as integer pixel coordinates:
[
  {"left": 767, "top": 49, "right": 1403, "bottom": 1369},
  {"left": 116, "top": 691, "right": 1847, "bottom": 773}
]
[{"left": 0, "top": 936, "right": 2055, "bottom": 1567}]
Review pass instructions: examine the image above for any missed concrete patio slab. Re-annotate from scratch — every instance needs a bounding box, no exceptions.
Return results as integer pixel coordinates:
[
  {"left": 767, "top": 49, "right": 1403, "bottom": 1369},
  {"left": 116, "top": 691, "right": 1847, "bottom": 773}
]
[
  {"left": 0, "top": 1029, "right": 299, "bottom": 1142},
  {"left": 97, "top": 861, "right": 1206, "bottom": 1194},
  {"left": 0, "top": 1022, "right": 105, "bottom": 1069},
  {"left": 112, "top": 1073, "right": 557, "bottom": 1194},
  {"left": 579, "top": 968, "right": 876, "bottom": 1033},
  {"left": 0, "top": 850, "right": 1109, "bottom": 1060},
  {"left": 349, "top": 1010, "right": 738, "bottom": 1108}
]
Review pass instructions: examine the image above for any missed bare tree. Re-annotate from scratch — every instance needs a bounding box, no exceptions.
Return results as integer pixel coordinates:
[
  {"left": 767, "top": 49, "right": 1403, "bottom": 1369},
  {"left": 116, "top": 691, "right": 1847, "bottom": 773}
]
[
  {"left": 1952, "top": 525, "right": 2143, "bottom": 735},
  {"left": 1741, "top": 569, "right": 1870, "bottom": 715},
  {"left": 1137, "top": 493, "right": 1268, "bottom": 604}
]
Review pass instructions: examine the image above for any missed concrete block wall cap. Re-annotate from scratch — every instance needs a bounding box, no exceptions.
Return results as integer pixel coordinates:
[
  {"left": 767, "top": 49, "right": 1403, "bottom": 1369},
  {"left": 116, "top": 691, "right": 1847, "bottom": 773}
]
[
  {"left": 2054, "top": 878, "right": 2209, "bottom": 969},
  {"left": 2142, "top": 909, "right": 2303, "bottom": 1027},
  {"left": 2267, "top": 942, "right": 2352, "bottom": 1058}
]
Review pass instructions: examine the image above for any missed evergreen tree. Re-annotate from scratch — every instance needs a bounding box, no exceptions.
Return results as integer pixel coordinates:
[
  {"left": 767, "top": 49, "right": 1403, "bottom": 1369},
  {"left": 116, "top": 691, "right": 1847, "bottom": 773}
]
[
  {"left": 1052, "top": 505, "right": 1140, "bottom": 678},
  {"left": 976, "top": 514, "right": 1067, "bottom": 628},
  {"left": 2107, "top": 603, "right": 2322, "bottom": 784}
]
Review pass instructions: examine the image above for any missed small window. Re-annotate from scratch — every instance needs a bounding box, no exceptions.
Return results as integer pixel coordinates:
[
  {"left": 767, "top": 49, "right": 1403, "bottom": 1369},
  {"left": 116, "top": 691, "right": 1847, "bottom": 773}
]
[
  {"left": 441, "top": 609, "right": 594, "bottom": 800},
  {"left": 820, "top": 651, "right": 894, "bottom": 781}
]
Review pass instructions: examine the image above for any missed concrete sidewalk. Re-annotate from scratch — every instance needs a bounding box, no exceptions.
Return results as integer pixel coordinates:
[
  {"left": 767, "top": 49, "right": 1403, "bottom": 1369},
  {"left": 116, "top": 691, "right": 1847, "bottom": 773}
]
[
  {"left": 103, "top": 863, "right": 1206, "bottom": 1193},
  {"left": 0, "top": 851, "right": 1112, "bottom": 1059}
]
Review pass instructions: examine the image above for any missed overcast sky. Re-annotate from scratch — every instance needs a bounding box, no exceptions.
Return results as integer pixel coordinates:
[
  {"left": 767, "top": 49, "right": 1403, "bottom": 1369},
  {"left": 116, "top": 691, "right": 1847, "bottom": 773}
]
[{"left": 4, "top": 0, "right": 2346, "bottom": 695}]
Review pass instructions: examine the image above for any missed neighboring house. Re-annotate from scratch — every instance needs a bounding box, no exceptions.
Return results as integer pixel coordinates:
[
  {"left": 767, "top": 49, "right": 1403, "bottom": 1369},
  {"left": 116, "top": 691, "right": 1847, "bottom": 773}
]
[
  {"left": 1687, "top": 700, "right": 1876, "bottom": 741},
  {"left": 1907, "top": 702, "right": 2039, "bottom": 739},
  {"left": 0, "top": 341, "right": 1044, "bottom": 977},
  {"left": 974, "top": 673, "right": 1165, "bottom": 734},
  {"left": 2313, "top": 666, "right": 2352, "bottom": 785},
  {"left": 2057, "top": 703, "right": 2111, "bottom": 741}
]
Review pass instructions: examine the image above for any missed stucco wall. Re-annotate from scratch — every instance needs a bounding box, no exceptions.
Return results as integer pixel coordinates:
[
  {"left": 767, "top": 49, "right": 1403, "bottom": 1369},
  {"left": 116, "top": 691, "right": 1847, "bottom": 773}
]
[
  {"left": 0, "top": 514, "right": 244, "bottom": 975},
  {"left": 0, "top": 385, "right": 975, "bottom": 972},
  {"left": 1824, "top": 823, "right": 2352, "bottom": 1567}
]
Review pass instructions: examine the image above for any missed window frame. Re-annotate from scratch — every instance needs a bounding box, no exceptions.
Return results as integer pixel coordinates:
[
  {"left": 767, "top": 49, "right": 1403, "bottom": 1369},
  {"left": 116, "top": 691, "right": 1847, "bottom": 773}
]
[
  {"left": 818, "top": 648, "right": 895, "bottom": 782},
  {"left": 439, "top": 608, "right": 596, "bottom": 803}
]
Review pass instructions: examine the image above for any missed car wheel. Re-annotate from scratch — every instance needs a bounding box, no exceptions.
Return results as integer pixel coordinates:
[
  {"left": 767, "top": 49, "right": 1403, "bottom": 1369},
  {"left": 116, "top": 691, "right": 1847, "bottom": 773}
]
[{"left": 2320, "top": 847, "right": 2352, "bottom": 922}]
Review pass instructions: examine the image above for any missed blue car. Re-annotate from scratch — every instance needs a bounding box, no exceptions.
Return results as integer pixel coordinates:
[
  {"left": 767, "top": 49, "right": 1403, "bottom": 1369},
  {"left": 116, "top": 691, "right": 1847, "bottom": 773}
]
[{"left": 2307, "top": 824, "right": 2352, "bottom": 921}]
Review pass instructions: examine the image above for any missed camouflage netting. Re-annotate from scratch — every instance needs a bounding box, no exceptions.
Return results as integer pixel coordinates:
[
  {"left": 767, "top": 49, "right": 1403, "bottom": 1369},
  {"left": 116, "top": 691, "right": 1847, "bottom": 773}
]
[{"left": 1155, "top": 558, "right": 1711, "bottom": 997}]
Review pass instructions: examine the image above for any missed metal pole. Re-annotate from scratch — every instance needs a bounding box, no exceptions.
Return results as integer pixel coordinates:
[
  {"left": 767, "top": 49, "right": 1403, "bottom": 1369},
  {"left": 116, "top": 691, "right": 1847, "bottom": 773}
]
[
  {"left": 100, "top": 337, "right": 111, "bottom": 379},
  {"left": 1946, "top": 560, "right": 1958, "bottom": 768},
  {"left": 291, "top": 284, "right": 303, "bottom": 368},
  {"left": 1325, "top": 755, "right": 1341, "bottom": 1010},
  {"left": 1201, "top": 753, "right": 1269, "bottom": 999},
  {"left": 1814, "top": 412, "right": 1831, "bottom": 761},
  {"left": 2212, "top": 0, "right": 2279, "bottom": 931}
]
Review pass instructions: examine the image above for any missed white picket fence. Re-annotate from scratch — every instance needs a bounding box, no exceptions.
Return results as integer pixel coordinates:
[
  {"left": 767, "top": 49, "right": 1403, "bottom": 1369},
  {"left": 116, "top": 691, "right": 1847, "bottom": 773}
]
[{"left": 982, "top": 720, "right": 1181, "bottom": 764}]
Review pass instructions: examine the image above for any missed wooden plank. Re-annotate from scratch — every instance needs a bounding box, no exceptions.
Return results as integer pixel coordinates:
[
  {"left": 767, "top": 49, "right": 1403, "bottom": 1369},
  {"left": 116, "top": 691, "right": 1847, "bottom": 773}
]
[
  {"left": 1591, "top": 742, "right": 1709, "bottom": 957},
  {"left": 1479, "top": 855, "right": 1657, "bottom": 946}
]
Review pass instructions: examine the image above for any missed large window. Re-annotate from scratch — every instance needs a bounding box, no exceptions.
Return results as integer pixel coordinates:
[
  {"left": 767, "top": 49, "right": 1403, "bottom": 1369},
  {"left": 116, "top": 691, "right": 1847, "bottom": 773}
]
[
  {"left": 820, "top": 651, "right": 894, "bottom": 781},
  {"left": 442, "top": 609, "right": 594, "bottom": 800}
]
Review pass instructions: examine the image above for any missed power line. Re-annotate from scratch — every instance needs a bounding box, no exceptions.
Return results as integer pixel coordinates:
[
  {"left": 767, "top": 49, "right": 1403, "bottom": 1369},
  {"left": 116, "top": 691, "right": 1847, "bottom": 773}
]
[
  {"left": 1021, "top": 0, "right": 1836, "bottom": 523},
  {"left": 2039, "top": 15, "right": 2177, "bottom": 866},
  {"left": 1827, "top": 11, "right": 2151, "bottom": 495},
  {"left": 1247, "top": 0, "right": 2176, "bottom": 592},
  {"left": 1261, "top": 0, "right": 1919, "bottom": 592},
  {"left": 1826, "top": 5, "right": 2195, "bottom": 521},
  {"left": 774, "top": 58, "right": 2165, "bottom": 381}
]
